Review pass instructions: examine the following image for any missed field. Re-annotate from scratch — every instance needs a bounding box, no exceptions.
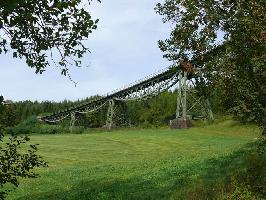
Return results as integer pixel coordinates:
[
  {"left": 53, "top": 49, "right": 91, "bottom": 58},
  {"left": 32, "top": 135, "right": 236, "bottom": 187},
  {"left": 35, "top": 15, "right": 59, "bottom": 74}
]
[{"left": 7, "top": 120, "right": 261, "bottom": 200}]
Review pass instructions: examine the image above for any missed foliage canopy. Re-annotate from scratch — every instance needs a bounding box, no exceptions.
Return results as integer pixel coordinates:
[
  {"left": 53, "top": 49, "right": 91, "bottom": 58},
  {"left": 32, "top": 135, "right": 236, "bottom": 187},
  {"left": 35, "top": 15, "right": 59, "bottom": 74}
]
[
  {"left": 156, "top": 0, "right": 266, "bottom": 132},
  {"left": 0, "top": 0, "right": 100, "bottom": 77}
]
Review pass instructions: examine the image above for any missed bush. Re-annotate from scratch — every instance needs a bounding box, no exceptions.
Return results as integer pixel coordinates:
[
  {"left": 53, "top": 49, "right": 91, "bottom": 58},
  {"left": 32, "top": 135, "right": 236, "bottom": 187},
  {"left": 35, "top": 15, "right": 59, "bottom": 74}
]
[
  {"left": 70, "top": 126, "right": 85, "bottom": 134},
  {"left": 0, "top": 134, "right": 47, "bottom": 199},
  {"left": 20, "top": 115, "right": 39, "bottom": 126},
  {"left": 139, "top": 120, "right": 154, "bottom": 129},
  {"left": 7, "top": 116, "right": 85, "bottom": 135}
]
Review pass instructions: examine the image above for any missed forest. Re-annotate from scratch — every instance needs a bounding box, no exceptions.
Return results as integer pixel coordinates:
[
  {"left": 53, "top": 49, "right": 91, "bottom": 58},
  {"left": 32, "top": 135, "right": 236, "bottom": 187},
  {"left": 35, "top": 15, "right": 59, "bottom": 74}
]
[{"left": 0, "top": 86, "right": 227, "bottom": 135}]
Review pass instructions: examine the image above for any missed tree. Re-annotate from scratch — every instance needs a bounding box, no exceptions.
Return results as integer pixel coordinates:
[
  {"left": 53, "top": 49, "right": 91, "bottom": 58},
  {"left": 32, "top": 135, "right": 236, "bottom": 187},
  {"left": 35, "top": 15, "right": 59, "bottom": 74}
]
[
  {"left": 155, "top": 0, "right": 266, "bottom": 134},
  {"left": 0, "top": 0, "right": 100, "bottom": 79},
  {"left": 0, "top": 0, "right": 101, "bottom": 198},
  {"left": 0, "top": 96, "right": 47, "bottom": 199}
]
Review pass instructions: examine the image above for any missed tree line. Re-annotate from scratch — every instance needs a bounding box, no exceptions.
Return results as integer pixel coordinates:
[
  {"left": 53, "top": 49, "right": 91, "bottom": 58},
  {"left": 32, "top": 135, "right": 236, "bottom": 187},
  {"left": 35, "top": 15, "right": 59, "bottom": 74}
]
[{"left": 0, "top": 87, "right": 228, "bottom": 134}]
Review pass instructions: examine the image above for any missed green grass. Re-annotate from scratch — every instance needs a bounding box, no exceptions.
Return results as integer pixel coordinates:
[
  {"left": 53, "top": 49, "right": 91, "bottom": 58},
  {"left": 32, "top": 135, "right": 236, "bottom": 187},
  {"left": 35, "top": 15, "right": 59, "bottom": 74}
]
[{"left": 7, "top": 120, "right": 261, "bottom": 200}]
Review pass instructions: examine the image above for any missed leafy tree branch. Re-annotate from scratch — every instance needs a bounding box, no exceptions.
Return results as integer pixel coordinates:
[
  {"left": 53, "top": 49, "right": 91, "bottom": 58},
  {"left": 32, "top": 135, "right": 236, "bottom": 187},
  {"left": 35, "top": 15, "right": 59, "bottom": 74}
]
[{"left": 0, "top": 0, "right": 101, "bottom": 76}]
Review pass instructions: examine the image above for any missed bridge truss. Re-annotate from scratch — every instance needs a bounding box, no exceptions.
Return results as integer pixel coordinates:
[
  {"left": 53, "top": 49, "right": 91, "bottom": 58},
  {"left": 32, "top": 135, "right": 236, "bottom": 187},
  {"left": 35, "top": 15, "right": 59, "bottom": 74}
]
[
  {"left": 39, "top": 44, "right": 225, "bottom": 130},
  {"left": 39, "top": 65, "right": 211, "bottom": 130}
]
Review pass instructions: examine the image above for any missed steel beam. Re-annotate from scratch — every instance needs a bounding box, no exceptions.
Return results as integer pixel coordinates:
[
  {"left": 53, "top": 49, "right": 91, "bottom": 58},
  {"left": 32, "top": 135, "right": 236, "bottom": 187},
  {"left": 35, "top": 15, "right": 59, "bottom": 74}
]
[
  {"left": 70, "top": 112, "right": 76, "bottom": 132},
  {"left": 106, "top": 99, "right": 115, "bottom": 130},
  {"left": 205, "top": 98, "right": 214, "bottom": 121},
  {"left": 176, "top": 72, "right": 188, "bottom": 118}
]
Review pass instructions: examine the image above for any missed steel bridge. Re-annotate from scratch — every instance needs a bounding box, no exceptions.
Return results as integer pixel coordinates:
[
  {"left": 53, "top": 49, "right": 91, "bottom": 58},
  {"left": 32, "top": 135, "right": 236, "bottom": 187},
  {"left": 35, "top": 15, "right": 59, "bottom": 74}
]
[{"left": 39, "top": 45, "right": 225, "bottom": 129}]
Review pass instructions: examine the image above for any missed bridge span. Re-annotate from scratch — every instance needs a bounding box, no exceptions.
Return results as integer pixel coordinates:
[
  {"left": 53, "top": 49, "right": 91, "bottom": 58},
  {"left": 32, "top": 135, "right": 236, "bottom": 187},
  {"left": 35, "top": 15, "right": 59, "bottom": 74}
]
[{"left": 39, "top": 45, "right": 224, "bottom": 129}]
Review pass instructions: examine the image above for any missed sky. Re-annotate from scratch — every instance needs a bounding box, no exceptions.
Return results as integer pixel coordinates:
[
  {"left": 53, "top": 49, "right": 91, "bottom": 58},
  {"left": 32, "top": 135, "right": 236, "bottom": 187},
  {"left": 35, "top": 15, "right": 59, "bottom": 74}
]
[{"left": 0, "top": 0, "right": 172, "bottom": 102}]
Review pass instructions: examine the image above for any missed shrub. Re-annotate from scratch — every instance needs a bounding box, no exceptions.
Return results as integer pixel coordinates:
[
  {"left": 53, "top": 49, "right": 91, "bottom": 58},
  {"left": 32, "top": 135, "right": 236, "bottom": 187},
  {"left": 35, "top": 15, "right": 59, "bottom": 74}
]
[
  {"left": 70, "top": 126, "right": 85, "bottom": 134},
  {"left": 0, "top": 134, "right": 47, "bottom": 199},
  {"left": 7, "top": 116, "right": 85, "bottom": 135},
  {"left": 139, "top": 120, "right": 154, "bottom": 129}
]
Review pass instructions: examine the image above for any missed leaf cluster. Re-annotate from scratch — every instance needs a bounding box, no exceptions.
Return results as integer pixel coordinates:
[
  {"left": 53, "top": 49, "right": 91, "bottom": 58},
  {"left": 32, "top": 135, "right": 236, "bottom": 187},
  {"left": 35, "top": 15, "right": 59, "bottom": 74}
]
[
  {"left": 0, "top": 96, "right": 47, "bottom": 199},
  {"left": 155, "top": 0, "right": 265, "bottom": 61},
  {"left": 0, "top": 0, "right": 100, "bottom": 76},
  {"left": 0, "top": 134, "right": 48, "bottom": 199},
  {"left": 155, "top": 0, "right": 266, "bottom": 129}
]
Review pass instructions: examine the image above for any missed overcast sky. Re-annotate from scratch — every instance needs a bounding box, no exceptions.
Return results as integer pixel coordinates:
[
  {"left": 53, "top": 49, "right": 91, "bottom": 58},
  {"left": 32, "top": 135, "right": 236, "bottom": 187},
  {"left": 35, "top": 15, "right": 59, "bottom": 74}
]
[{"left": 0, "top": 0, "right": 171, "bottom": 102}]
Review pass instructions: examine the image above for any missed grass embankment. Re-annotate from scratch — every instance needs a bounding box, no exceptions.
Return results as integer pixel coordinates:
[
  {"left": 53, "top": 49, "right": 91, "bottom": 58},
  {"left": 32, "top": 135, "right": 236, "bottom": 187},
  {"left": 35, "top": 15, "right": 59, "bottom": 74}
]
[{"left": 7, "top": 120, "right": 265, "bottom": 200}]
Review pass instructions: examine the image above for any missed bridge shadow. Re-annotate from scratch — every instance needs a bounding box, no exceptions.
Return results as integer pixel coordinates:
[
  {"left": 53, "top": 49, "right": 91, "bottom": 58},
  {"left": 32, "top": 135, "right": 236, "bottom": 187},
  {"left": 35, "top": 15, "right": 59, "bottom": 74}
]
[{"left": 16, "top": 142, "right": 257, "bottom": 200}]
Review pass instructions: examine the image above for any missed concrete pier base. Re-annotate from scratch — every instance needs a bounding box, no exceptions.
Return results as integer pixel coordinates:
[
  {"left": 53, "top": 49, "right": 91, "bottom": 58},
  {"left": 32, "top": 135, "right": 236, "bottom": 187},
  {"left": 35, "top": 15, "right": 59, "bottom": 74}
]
[{"left": 170, "top": 117, "right": 192, "bottom": 129}]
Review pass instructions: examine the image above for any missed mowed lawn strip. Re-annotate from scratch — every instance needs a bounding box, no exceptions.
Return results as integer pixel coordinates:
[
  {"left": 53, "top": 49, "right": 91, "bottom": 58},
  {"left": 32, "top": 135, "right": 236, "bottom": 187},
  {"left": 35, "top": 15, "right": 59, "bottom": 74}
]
[{"left": 7, "top": 120, "right": 260, "bottom": 200}]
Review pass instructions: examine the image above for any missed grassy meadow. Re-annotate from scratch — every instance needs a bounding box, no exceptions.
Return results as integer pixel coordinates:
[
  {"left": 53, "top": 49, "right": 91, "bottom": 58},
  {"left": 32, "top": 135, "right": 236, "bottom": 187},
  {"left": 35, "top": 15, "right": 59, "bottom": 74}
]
[{"left": 7, "top": 120, "right": 263, "bottom": 200}]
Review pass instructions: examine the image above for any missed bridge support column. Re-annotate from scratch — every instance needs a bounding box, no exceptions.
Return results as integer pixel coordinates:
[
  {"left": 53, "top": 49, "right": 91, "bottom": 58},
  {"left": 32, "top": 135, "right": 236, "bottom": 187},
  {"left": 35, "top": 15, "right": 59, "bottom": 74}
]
[
  {"left": 70, "top": 112, "right": 76, "bottom": 132},
  {"left": 106, "top": 99, "right": 115, "bottom": 131},
  {"left": 176, "top": 72, "right": 188, "bottom": 118},
  {"left": 205, "top": 98, "right": 214, "bottom": 121},
  {"left": 171, "top": 72, "right": 192, "bottom": 129}
]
